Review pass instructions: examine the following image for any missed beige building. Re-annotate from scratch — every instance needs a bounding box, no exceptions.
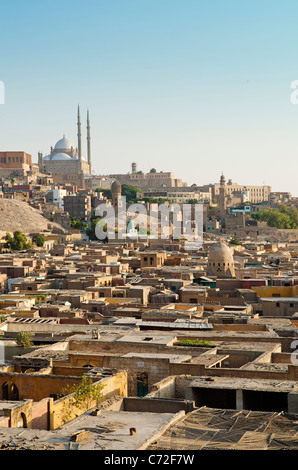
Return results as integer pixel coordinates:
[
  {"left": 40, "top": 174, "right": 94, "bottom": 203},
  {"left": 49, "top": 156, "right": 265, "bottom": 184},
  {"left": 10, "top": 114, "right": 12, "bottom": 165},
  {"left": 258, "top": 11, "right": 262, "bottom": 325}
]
[
  {"left": 140, "top": 252, "right": 166, "bottom": 269},
  {"left": 212, "top": 176, "right": 271, "bottom": 204},
  {"left": 110, "top": 163, "right": 187, "bottom": 189},
  {"left": 143, "top": 186, "right": 211, "bottom": 204},
  {"left": 0, "top": 152, "right": 32, "bottom": 177},
  {"left": 84, "top": 176, "right": 114, "bottom": 191}
]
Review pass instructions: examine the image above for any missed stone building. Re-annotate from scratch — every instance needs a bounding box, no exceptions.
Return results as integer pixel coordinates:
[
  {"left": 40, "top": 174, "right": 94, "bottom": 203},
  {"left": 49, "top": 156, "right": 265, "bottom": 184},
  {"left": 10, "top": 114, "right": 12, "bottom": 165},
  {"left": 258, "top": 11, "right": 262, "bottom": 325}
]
[
  {"left": 63, "top": 193, "right": 92, "bottom": 222},
  {"left": 0, "top": 152, "right": 32, "bottom": 178},
  {"left": 212, "top": 176, "right": 271, "bottom": 205},
  {"left": 110, "top": 163, "right": 187, "bottom": 189}
]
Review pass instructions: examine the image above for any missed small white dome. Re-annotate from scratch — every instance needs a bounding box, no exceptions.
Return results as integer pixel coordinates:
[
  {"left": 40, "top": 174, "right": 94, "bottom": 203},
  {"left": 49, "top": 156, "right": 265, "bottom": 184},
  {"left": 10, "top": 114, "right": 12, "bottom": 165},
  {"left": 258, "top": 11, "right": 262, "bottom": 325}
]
[
  {"left": 43, "top": 154, "right": 51, "bottom": 161},
  {"left": 54, "top": 136, "right": 74, "bottom": 150},
  {"left": 51, "top": 152, "right": 72, "bottom": 161}
]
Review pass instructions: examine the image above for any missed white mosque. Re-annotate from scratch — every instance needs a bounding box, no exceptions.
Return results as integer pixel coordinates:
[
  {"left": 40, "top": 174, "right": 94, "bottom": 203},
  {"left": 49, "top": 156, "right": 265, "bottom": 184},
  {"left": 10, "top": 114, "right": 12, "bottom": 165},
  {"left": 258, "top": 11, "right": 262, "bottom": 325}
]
[{"left": 38, "top": 106, "right": 92, "bottom": 187}]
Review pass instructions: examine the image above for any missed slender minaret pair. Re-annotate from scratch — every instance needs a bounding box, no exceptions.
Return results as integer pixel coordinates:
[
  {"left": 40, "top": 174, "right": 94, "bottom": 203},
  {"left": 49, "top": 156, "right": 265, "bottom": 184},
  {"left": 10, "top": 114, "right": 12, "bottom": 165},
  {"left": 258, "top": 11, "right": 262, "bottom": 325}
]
[{"left": 77, "top": 105, "right": 91, "bottom": 171}]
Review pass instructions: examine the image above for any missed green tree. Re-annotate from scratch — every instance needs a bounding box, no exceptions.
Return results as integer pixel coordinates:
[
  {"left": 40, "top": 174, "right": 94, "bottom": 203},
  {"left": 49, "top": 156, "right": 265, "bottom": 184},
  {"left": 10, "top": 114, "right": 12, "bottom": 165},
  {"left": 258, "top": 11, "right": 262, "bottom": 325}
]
[
  {"left": 95, "top": 188, "right": 112, "bottom": 199},
  {"left": 59, "top": 376, "right": 105, "bottom": 422},
  {"left": 32, "top": 234, "right": 45, "bottom": 247},
  {"left": 175, "top": 339, "right": 216, "bottom": 348},
  {"left": 252, "top": 204, "right": 298, "bottom": 229},
  {"left": 34, "top": 294, "right": 47, "bottom": 304},
  {"left": 149, "top": 168, "right": 157, "bottom": 173},
  {"left": 86, "top": 217, "right": 108, "bottom": 241},
  {"left": 121, "top": 184, "right": 142, "bottom": 204},
  {"left": 142, "top": 197, "right": 172, "bottom": 204},
  {"left": 229, "top": 237, "right": 242, "bottom": 245},
  {"left": 16, "top": 332, "right": 33, "bottom": 348},
  {"left": 186, "top": 199, "right": 198, "bottom": 204},
  {"left": 70, "top": 218, "right": 88, "bottom": 231},
  {"left": 5, "top": 231, "right": 32, "bottom": 251}
]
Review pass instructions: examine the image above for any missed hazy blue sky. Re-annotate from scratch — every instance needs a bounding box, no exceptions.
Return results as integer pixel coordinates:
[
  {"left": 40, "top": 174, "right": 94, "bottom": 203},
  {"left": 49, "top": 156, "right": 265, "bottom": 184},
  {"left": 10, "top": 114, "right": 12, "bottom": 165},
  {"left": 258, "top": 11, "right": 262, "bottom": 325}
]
[{"left": 1, "top": 0, "right": 298, "bottom": 194}]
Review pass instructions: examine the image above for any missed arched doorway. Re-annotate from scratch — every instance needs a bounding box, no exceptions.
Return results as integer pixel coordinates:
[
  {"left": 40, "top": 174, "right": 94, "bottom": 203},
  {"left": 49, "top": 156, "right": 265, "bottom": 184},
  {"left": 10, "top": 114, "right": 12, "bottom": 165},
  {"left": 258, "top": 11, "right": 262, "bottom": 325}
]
[
  {"left": 17, "top": 413, "right": 27, "bottom": 428},
  {"left": 2, "top": 381, "right": 19, "bottom": 400}
]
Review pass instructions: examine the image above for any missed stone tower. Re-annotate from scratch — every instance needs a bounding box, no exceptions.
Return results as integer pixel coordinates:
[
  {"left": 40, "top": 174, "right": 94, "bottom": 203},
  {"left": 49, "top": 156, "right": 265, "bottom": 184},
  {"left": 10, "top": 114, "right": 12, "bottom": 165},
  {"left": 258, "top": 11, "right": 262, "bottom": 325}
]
[
  {"left": 219, "top": 173, "right": 227, "bottom": 222},
  {"left": 111, "top": 180, "right": 122, "bottom": 214}
]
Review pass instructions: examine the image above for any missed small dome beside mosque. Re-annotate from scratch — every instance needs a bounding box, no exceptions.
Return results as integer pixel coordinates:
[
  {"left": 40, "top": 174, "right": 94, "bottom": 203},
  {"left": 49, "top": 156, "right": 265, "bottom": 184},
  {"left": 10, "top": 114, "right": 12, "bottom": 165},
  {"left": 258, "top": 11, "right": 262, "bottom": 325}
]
[
  {"left": 51, "top": 152, "right": 72, "bottom": 161},
  {"left": 54, "top": 136, "right": 75, "bottom": 150}
]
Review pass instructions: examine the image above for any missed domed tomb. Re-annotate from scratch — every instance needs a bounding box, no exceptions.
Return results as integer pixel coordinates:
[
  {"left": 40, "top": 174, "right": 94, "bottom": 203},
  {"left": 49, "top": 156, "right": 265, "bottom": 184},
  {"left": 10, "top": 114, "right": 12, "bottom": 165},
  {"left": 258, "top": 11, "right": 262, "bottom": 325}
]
[{"left": 207, "top": 241, "right": 235, "bottom": 278}]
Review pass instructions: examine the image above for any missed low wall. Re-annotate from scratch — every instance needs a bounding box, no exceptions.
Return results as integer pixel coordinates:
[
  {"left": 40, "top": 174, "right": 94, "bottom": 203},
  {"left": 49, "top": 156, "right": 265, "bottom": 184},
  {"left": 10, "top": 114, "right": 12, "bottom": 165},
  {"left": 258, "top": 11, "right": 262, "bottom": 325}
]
[
  {"left": 146, "top": 376, "right": 176, "bottom": 399},
  {"left": 122, "top": 397, "right": 195, "bottom": 414},
  {"left": 0, "top": 416, "right": 9, "bottom": 427},
  {"left": 50, "top": 370, "right": 127, "bottom": 430}
]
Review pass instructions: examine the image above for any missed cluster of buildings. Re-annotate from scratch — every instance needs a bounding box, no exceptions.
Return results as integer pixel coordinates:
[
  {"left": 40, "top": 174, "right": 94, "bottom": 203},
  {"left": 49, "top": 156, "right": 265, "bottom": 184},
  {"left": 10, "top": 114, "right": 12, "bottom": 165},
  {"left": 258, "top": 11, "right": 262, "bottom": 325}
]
[
  {"left": 0, "top": 228, "right": 296, "bottom": 449},
  {"left": 0, "top": 109, "right": 297, "bottom": 450}
]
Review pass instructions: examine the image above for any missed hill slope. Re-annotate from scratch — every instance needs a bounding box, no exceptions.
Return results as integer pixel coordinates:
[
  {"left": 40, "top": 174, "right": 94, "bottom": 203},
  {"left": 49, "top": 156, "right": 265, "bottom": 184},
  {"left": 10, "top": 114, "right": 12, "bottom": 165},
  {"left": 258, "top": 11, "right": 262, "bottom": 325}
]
[{"left": 0, "top": 198, "right": 66, "bottom": 234}]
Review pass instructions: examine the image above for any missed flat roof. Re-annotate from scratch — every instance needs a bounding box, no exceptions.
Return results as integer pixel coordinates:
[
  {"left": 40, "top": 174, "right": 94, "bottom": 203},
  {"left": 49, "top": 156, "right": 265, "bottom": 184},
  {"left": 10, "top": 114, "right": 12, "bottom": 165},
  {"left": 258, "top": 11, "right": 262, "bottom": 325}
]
[
  {"left": 261, "top": 297, "right": 298, "bottom": 302},
  {"left": 139, "top": 321, "right": 212, "bottom": 330},
  {"left": 189, "top": 376, "right": 298, "bottom": 393},
  {"left": 0, "top": 410, "right": 180, "bottom": 450},
  {"left": 122, "top": 352, "right": 192, "bottom": 362}
]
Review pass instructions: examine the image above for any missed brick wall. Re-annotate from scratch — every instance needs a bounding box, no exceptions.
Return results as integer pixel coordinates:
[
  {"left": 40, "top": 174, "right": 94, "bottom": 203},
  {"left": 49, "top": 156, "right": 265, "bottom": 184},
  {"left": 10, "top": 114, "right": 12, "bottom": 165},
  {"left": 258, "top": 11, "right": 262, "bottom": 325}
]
[{"left": 31, "top": 398, "right": 50, "bottom": 430}]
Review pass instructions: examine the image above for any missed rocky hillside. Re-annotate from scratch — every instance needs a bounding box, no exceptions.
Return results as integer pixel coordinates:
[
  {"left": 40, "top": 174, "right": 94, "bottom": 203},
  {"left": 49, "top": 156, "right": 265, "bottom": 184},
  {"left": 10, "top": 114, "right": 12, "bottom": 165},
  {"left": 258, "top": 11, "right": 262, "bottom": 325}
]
[{"left": 0, "top": 198, "right": 66, "bottom": 234}]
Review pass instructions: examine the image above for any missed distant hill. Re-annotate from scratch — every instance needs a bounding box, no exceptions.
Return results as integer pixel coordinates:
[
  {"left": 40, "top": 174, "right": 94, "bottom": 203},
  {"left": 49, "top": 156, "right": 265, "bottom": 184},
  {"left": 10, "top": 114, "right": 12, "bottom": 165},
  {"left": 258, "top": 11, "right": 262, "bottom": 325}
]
[{"left": 0, "top": 198, "right": 66, "bottom": 234}]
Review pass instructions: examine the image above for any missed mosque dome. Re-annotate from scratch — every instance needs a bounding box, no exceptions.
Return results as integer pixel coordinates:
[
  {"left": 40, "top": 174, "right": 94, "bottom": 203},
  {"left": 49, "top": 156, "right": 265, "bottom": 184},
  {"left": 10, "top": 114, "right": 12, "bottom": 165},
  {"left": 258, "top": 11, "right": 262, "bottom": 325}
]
[
  {"left": 207, "top": 241, "right": 235, "bottom": 278},
  {"left": 208, "top": 241, "right": 233, "bottom": 261},
  {"left": 51, "top": 152, "right": 72, "bottom": 161},
  {"left": 54, "top": 136, "right": 75, "bottom": 150}
]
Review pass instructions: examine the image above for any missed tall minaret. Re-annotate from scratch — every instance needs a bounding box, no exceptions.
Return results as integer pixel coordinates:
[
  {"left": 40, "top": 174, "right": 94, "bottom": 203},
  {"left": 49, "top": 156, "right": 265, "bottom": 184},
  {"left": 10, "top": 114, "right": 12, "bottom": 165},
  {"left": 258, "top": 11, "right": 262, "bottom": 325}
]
[
  {"left": 219, "top": 173, "right": 227, "bottom": 222},
  {"left": 77, "top": 104, "right": 82, "bottom": 161},
  {"left": 87, "top": 109, "right": 91, "bottom": 172}
]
